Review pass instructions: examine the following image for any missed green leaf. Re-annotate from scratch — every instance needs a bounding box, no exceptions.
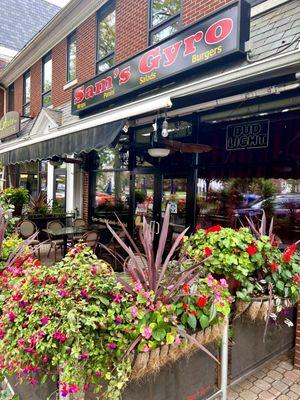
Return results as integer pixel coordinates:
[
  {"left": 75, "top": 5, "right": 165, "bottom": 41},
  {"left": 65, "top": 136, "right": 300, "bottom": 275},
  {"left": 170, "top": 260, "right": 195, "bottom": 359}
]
[
  {"left": 199, "top": 314, "right": 209, "bottom": 330},
  {"left": 276, "top": 280, "right": 285, "bottom": 291},
  {"left": 187, "top": 314, "right": 197, "bottom": 330},
  {"left": 152, "top": 328, "right": 166, "bottom": 342},
  {"left": 166, "top": 332, "right": 175, "bottom": 345},
  {"left": 99, "top": 296, "right": 109, "bottom": 306}
]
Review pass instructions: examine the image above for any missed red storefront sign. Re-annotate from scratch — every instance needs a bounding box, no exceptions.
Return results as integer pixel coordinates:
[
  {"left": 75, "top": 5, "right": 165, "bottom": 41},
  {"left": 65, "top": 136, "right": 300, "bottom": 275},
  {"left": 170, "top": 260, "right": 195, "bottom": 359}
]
[{"left": 72, "top": 0, "right": 250, "bottom": 115}]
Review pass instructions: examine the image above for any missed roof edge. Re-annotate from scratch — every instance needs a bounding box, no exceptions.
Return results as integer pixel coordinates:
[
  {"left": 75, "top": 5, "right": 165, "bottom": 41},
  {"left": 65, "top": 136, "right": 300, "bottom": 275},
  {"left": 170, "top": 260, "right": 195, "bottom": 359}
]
[{"left": 0, "top": 0, "right": 107, "bottom": 87}]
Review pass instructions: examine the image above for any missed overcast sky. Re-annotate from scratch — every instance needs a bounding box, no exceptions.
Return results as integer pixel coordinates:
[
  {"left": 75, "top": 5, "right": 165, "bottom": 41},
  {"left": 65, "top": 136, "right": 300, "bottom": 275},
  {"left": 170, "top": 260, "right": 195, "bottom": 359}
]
[{"left": 46, "top": 0, "right": 71, "bottom": 7}]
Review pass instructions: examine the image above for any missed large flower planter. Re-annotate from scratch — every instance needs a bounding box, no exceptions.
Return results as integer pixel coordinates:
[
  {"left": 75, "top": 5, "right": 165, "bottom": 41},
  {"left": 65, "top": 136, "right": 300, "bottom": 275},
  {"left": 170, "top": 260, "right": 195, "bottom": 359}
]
[
  {"left": 6, "top": 374, "right": 57, "bottom": 400},
  {"left": 230, "top": 307, "right": 296, "bottom": 381}
]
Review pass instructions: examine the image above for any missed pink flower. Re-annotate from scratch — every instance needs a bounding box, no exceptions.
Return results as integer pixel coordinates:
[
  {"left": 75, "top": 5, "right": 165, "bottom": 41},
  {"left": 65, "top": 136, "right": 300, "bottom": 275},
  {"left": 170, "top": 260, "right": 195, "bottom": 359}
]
[
  {"left": 106, "top": 342, "right": 117, "bottom": 350},
  {"left": 25, "top": 306, "right": 33, "bottom": 315},
  {"left": 0, "top": 329, "right": 6, "bottom": 339},
  {"left": 175, "top": 335, "right": 181, "bottom": 345},
  {"left": 43, "top": 356, "right": 49, "bottom": 363},
  {"left": 112, "top": 293, "right": 123, "bottom": 303},
  {"left": 53, "top": 331, "right": 67, "bottom": 343},
  {"left": 131, "top": 306, "right": 138, "bottom": 318},
  {"left": 134, "top": 283, "right": 142, "bottom": 293},
  {"left": 141, "top": 325, "right": 152, "bottom": 340},
  {"left": 142, "top": 291, "right": 150, "bottom": 299},
  {"left": 17, "top": 338, "right": 25, "bottom": 347},
  {"left": 149, "top": 304, "right": 155, "bottom": 311},
  {"left": 115, "top": 317, "right": 123, "bottom": 324},
  {"left": 58, "top": 289, "right": 69, "bottom": 298},
  {"left": 38, "top": 331, "right": 45, "bottom": 339},
  {"left": 30, "top": 378, "right": 38, "bottom": 385},
  {"left": 220, "top": 279, "right": 228, "bottom": 289},
  {"left": 41, "top": 317, "right": 49, "bottom": 325},
  {"left": 9, "top": 312, "right": 16, "bottom": 323},
  {"left": 79, "top": 353, "right": 90, "bottom": 360},
  {"left": 143, "top": 344, "right": 149, "bottom": 352},
  {"left": 68, "top": 384, "right": 80, "bottom": 394},
  {"left": 80, "top": 289, "right": 89, "bottom": 299}
]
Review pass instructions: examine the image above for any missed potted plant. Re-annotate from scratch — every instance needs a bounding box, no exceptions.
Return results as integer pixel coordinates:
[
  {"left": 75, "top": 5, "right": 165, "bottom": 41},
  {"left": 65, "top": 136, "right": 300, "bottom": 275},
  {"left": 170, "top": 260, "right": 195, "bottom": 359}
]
[
  {"left": 0, "top": 206, "right": 231, "bottom": 400},
  {"left": 3, "top": 187, "right": 29, "bottom": 216}
]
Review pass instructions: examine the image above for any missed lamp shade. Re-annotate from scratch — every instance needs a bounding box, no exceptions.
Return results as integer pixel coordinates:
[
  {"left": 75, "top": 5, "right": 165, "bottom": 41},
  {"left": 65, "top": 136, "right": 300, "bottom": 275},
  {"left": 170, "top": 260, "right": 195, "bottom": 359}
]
[{"left": 148, "top": 148, "right": 170, "bottom": 157}]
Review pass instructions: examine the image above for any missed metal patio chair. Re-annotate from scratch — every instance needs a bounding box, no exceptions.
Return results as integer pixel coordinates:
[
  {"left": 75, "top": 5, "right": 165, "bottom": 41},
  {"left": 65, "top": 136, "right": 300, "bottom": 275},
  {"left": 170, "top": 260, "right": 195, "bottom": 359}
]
[
  {"left": 46, "top": 220, "right": 65, "bottom": 262},
  {"left": 72, "top": 218, "right": 87, "bottom": 241},
  {"left": 82, "top": 231, "right": 100, "bottom": 251},
  {"left": 18, "top": 220, "right": 41, "bottom": 259}
]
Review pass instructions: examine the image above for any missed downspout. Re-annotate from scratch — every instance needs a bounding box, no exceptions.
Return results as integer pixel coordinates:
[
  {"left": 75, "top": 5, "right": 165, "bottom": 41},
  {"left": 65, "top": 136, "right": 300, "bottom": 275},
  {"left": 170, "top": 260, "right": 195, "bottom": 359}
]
[{"left": 0, "top": 84, "right": 6, "bottom": 115}]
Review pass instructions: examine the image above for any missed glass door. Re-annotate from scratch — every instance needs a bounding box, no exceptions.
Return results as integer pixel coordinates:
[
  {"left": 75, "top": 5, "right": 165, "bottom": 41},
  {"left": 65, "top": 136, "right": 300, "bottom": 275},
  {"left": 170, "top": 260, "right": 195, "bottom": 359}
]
[
  {"left": 54, "top": 168, "right": 67, "bottom": 212},
  {"left": 162, "top": 176, "right": 187, "bottom": 228}
]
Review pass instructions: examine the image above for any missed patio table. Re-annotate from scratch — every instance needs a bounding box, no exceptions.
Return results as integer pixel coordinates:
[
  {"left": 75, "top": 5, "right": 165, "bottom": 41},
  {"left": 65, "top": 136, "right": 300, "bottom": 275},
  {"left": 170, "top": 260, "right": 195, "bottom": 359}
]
[{"left": 43, "top": 226, "right": 88, "bottom": 256}]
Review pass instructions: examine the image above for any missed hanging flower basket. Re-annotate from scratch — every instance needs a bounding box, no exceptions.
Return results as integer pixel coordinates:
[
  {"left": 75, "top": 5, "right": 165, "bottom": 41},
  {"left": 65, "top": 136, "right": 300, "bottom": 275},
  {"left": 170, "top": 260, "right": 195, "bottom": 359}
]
[
  {"left": 234, "top": 297, "right": 273, "bottom": 321},
  {"left": 130, "top": 322, "right": 225, "bottom": 381}
]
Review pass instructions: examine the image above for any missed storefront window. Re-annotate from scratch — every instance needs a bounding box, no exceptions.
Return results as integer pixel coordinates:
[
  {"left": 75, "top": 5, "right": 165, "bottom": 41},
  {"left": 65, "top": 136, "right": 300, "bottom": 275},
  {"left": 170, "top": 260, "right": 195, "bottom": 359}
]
[
  {"left": 91, "top": 137, "right": 130, "bottom": 222},
  {"left": 67, "top": 31, "right": 77, "bottom": 82},
  {"left": 96, "top": 2, "right": 116, "bottom": 74},
  {"left": 196, "top": 178, "right": 300, "bottom": 244},
  {"left": 42, "top": 52, "right": 52, "bottom": 107},
  {"left": 54, "top": 164, "right": 67, "bottom": 213},
  {"left": 22, "top": 70, "right": 31, "bottom": 116},
  {"left": 19, "top": 162, "right": 39, "bottom": 197},
  {"left": 40, "top": 161, "right": 48, "bottom": 195},
  {"left": 150, "top": 0, "right": 181, "bottom": 44}
]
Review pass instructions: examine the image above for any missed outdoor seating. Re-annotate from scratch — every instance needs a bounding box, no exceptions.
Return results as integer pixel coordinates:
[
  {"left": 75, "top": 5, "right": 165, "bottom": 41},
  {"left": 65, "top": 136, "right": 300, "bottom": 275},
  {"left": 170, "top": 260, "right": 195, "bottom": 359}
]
[
  {"left": 72, "top": 218, "right": 87, "bottom": 241},
  {"left": 18, "top": 220, "right": 41, "bottom": 259},
  {"left": 46, "top": 220, "right": 65, "bottom": 262},
  {"left": 124, "top": 253, "right": 147, "bottom": 273},
  {"left": 81, "top": 231, "right": 100, "bottom": 251}
]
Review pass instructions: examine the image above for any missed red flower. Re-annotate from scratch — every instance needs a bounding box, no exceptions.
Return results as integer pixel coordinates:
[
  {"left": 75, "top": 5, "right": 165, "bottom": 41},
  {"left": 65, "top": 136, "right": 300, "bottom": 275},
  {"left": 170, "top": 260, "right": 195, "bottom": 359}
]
[
  {"left": 183, "top": 302, "right": 188, "bottom": 311},
  {"left": 282, "top": 243, "right": 297, "bottom": 263},
  {"left": 204, "top": 247, "right": 213, "bottom": 256},
  {"left": 183, "top": 284, "right": 190, "bottom": 294},
  {"left": 270, "top": 262, "right": 278, "bottom": 272},
  {"left": 197, "top": 295, "right": 207, "bottom": 308},
  {"left": 247, "top": 244, "right": 257, "bottom": 256},
  {"left": 205, "top": 225, "right": 222, "bottom": 235},
  {"left": 195, "top": 224, "right": 202, "bottom": 231},
  {"left": 292, "top": 275, "right": 300, "bottom": 284}
]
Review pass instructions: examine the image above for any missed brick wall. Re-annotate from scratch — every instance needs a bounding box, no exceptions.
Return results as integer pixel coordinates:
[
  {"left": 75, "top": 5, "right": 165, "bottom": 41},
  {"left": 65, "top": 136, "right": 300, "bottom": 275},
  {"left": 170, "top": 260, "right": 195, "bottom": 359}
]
[
  {"left": 182, "top": 0, "right": 234, "bottom": 25},
  {"left": 77, "top": 14, "right": 97, "bottom": 84},
  {"left": 295, "top": 301, "right": 300, "bottom": 368},
  {"left": 30, "top": 60, "right": 42, "bottom": 117},
  {"left": 82, "top": 171, "right": 89, "bottom": 223},
  {"left": 115, "top": 0, "right": 148, "bottom": 63},
  {"left": 52, "top": 38, "right": 69, "bottom": 108}
]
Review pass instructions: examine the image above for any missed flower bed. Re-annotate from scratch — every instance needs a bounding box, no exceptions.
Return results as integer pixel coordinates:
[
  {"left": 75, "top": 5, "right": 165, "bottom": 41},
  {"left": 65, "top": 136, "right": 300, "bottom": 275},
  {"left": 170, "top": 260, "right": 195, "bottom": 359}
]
[{"left": 0, "top": 205, "right": 231, "bottom": 400}]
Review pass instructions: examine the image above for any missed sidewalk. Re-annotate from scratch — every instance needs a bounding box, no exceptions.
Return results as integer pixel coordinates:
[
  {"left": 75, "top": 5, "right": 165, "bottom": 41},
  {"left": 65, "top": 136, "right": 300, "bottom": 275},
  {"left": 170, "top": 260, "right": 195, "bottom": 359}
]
[{"left": 222, "top": 351, "right": 300, "bottom": 400}]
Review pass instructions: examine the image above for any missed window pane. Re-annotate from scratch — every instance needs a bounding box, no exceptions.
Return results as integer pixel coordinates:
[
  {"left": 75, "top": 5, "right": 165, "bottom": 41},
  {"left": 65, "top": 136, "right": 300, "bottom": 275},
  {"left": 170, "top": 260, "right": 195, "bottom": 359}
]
[
  {"left": 8, "top": 84, "right": 14, "bottom": 111},
  {"left": 96, "top": 57, "right": 114, "bottom": 74},
  {"left": 43, "top": 56, "right": 52, "bottom": 92},
  {"left": 67, "top": 33, "right": 77, "bottom": 82},
  {"left": 24, "top": 74, "right": 30, "bottom": 104},
  {"left": 42, "top": 92, "right": 52, "bottom": 108},
  {"left": 152, "top": 0, "right": 181, "bottom": 27},
  {"left": 151, "top": 18, "right": 180, "bottom": 44},
  {"left": 94, "top": 171, "right": 130, "bottom": 215},
  {"left": 23, "top": 103, "right": 30, "bottom": 116},
  {"left": 98, "top": 9, "right": 116, "bottom": 60}
]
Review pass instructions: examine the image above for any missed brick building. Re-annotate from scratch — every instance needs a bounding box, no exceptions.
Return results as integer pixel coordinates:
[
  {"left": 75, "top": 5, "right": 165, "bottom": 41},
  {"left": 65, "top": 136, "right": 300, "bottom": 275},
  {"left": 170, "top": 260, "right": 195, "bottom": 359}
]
[{"left": 0, "top": 0, "right": 300, "bottom": 387}]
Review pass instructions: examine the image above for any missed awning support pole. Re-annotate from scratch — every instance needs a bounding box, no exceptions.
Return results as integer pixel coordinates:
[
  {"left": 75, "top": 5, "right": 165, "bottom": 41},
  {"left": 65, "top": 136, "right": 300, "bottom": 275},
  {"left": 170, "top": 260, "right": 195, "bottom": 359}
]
[{"left": 221, "top": 316, "right": 229, "bottom": 400}]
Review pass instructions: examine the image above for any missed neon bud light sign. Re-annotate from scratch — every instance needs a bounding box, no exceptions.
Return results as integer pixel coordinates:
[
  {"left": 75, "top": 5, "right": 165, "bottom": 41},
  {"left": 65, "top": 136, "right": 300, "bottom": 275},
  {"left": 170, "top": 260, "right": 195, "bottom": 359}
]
[{"left": 72, "top": 0, "right": 250, "bottom": 115}]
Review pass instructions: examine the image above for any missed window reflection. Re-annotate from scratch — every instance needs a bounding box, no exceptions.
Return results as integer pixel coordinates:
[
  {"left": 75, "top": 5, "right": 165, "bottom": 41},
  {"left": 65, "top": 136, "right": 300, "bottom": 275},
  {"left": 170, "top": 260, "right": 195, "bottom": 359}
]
[
  {"left": 67, "top": 31, "right": 77, "bottom": 82},
  {"left": 151, "top": 19, "right": 181, "bottom": 44},
  {"left": 152, "top": 0, "right": 181, "bottom": 27}
]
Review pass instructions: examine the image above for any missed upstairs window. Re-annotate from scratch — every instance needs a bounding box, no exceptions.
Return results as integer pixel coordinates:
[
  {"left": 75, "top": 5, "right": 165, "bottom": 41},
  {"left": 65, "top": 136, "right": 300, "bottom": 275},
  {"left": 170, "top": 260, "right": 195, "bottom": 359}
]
[
  {"left": 149, "top": 0, "right": 181, "bottom": 45},
  {"left": 8, "top": 83, "right": 14, "bottom": 112},
  {"left": 96, "top": 2, "right": 116, "bottom": 74},
  {"left": 22, "top": 70, "right": 31, "bottom": 116},
  {"left": 42, "top": 52, "right": 52, "bottom": 107},
  {"left": 67, "top": 31, "right": 77, "bottom": 82}
]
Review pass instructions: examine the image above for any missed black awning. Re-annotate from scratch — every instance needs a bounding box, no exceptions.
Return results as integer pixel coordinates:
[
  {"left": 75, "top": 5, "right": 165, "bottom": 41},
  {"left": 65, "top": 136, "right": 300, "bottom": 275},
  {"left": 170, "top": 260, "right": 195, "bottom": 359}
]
[{"left": 0, "top": 119, "right": 126, "bottom": 165}]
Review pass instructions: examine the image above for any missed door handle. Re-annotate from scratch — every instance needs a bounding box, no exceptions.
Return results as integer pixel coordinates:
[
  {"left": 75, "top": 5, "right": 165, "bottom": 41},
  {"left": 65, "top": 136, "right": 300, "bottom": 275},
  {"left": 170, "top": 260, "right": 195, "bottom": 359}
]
[{"left": 155, "top": 222, "right": 160, "bottom": 234}]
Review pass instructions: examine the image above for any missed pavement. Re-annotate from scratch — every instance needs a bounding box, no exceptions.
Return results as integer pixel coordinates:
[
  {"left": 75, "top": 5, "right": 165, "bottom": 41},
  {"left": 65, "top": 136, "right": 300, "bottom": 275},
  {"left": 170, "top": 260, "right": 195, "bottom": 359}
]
[{"left": 219, "top": 351, "right": 300, "bottom": 400}]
